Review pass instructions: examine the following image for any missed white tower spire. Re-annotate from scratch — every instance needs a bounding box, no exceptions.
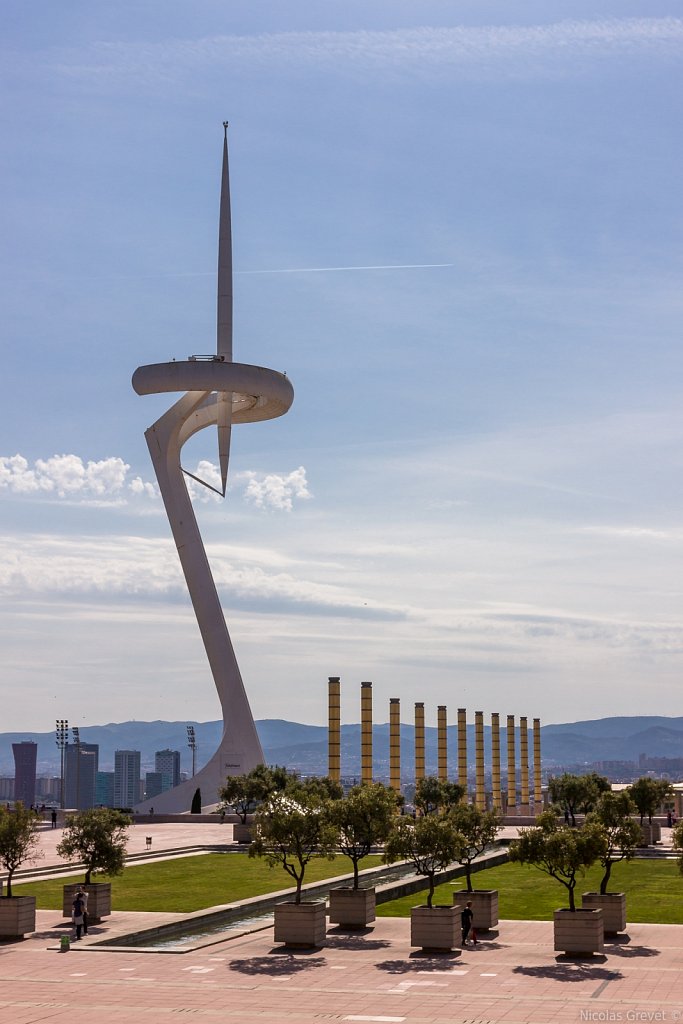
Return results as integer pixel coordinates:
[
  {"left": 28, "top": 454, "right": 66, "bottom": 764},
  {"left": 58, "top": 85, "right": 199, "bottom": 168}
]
[{"left": 216, "top": 121, "right": 233, "bottom": 494}]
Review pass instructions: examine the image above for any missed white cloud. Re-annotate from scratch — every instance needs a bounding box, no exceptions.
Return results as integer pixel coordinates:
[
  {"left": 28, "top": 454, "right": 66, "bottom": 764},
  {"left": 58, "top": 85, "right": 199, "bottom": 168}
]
[
  {"left": 0, "top": 532, "right": 402, "bottom": 619},
  {"left": 129, "top": 476, "right": 159, "bottom": 500},
  {"left": 0, "top": 453, "right": 131, "bottom": 499},
  {"left": 239, "top": 466, "right": 311, "bottom": 512},
  {"left": 0, "top": 453, "right": 310, "bottom": 512},
  {"left": 45, "top": 18, "right": 683, "bottom": 87}
]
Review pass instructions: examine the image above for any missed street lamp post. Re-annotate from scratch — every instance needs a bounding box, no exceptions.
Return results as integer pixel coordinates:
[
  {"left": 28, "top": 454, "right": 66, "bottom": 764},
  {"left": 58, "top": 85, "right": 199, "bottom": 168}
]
[
  {"left": 72, "top": 726, "right": 81, "bottom": 810},
  {"left": 55, "top": 720, "right": 69, "bottom": 810},
  {"left": 187, "top": 725, "right": 197, "bottom": 777}
]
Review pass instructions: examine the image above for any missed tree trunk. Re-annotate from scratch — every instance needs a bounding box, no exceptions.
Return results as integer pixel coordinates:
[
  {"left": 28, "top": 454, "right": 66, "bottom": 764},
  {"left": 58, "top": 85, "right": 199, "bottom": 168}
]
[
  {"left": 465, "top": 864, "right": 473, "bottom": 892},
  {"left": 568, "top": 884, "right": 576, "bottom": 911},
  {"left": 600, "top": 860, "right": 612, "bottom": 896},
  {"left": 352, "top": 858, "right": 359, "bottom": 890},
  {"left": 427, "top": 874, "right": 435, "bottom": 908}
]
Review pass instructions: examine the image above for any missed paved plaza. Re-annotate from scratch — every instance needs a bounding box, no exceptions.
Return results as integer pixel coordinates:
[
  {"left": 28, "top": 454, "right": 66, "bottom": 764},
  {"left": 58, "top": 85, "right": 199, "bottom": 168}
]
[
  {"left": 1, "top": 913, "right": 682, "bottom": 1024},
  {"left": 2, "top": 822, "right": 681, "bottom": 1023}
]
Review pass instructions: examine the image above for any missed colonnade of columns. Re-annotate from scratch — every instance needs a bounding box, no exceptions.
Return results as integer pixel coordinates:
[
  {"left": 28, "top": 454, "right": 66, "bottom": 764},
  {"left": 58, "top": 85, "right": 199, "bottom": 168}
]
[{"left": 327, "top": 677, "right": 543, "bottom": 812}]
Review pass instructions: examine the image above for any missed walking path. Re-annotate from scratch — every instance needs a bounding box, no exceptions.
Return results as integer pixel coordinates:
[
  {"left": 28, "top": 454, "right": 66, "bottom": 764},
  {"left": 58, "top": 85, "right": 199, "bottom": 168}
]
[{"left": 1, "top": 914, "right": 682, "bottom": 1024}]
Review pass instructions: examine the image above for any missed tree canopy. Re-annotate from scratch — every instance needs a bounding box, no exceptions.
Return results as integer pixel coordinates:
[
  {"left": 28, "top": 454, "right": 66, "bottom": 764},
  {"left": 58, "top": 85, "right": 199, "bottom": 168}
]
[
  {"left": 509, "top": 810, "right": 606, "bottom": 911},
  {"left": 249, "top": 783, "right": 338, "bottom": 903},
  {"left": 328, "top": 783, "right": 401, "bottom": 888},
  {"left": 0, "top": 803, "right": 42, "bottom": 897},
  {"left": 449, "top": 804, "right": 501, "bottom": 891},
  {"left": 385, "top": 813, "right": 461, "bottom": 908},
  {"left": 628, "top": 777, "right": 673, "bottom": 825},
  {"left": 414, "top": 777, "right": 466, "bottom": 817},
  {"left": 56, "top": 808, "right": 131, "bottom": 885},
  {"left": 548, "top": 772, "right": 610, "bottom": 826},
  {"left": 219, "top": 765, "right": 292, "bottom": 824},
  {"left": 586, "top": 790, "right": 641, "bottom": 894}
]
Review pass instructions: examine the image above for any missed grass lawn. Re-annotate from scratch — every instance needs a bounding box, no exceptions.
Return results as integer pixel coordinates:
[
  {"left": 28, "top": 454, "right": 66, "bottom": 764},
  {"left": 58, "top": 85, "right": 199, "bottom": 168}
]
[
  {"left": 377, "top": 859, "right": 683, "bottom": 924},
  {"left": 12, "top": 853, "right": 383, "bottom": 913}
]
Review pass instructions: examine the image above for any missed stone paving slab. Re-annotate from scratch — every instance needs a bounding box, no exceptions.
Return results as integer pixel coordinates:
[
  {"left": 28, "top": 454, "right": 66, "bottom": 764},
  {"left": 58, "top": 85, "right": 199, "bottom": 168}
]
[{"left": 2, "top": 915, "right": 683, "bottom": 1024}]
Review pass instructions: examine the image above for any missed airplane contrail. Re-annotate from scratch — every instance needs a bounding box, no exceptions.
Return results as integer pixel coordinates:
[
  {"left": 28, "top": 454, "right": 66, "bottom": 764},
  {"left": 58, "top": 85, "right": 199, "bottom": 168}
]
[
  {"left": 237, "top": 263, "right": 454, "bottom": 274},
  {"left": 74, "top": 262, "right": 455, "bottom": 282}
]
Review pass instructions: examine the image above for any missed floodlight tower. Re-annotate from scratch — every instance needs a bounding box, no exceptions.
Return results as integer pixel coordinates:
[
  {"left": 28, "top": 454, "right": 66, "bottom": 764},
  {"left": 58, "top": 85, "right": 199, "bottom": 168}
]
[
  {"left": 132, "top": 124, "right": 294, "bottom": 812},
  {"left": 56, "top": 720, "right": 68, "bottom": 810},
  {"left": 187, "top": 725, "right": 197, "bottom": 778}
]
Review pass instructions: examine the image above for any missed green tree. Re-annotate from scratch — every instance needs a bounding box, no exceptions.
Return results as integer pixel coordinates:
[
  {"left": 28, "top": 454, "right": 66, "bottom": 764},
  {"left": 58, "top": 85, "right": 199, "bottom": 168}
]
[
  {"left": 297, "top": 775, "right": 344, "bottom": 802},
  {"left": 670, "top": 819, "right": 683, "bottom": 876},
  {"left": 629, "top": 777, "right": 674, "bottom": 825},
  {"left": 0, "top": 803, "right": 42, "bottom": 897},
  {"left": 414, "top": 777, "right": 466, "bottom": 816},
  {"left": 508, "top": 810, "right": 607, "bottom": 911},
  {"left": 249, "top": 784, "right": 339, "bottom": 903},
  {"left": 219, "top": 765, "right": 292, "bottom": 824},
  {"left": 548, "top": 772, "right": 609, "bottom": 826},
  {"left": 585, "top": 791, "right": 641, "bottom": 894},
  {"left": 56, "top": 808, "right": 131, "bottom": 885},
  {"left": 384, "top": 813, "right": 461, "bottom": 908},
  {"left": 449, "top": 804, "right": 501, "bottom": 892},
  {"left": 328, "top": 783, "right": 401, "bottom": 888}
]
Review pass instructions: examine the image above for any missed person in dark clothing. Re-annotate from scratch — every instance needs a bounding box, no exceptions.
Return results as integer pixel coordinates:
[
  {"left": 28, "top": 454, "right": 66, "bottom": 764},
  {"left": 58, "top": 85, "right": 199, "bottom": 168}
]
[
  {"left": 461, "top": 901, "right": 474, "bottom": 945},
  {"left": 72, "top": 895, "right": 85, "bottom": 941}
]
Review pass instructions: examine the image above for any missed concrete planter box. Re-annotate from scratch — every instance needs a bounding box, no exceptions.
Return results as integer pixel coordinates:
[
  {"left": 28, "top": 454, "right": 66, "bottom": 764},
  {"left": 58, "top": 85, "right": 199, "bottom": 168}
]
[
  {"left": 553, "top": 908, "right": 604, "bottom": 954},
  {"left": 0, "top": 896, "right": 36, "bottom": 939},
  {"left": 328, "top": 887, "right": 376, "bottom": 928},
  {"left": 274, "top": 901, "right": 326, "bottom": 948},
  {"left": 63, "top": 882, "right": 112, "bottom": 922},
  {"left": 452, "top": 889, "right": 499, "bottom": 931},
  {"left": 232, "top": 823, "right": 253, "bottom": 844},
  {"left": 581, "top": 892, "right": 626, "bottom": 935},
  {"left": 638, "top": 823, "right": 662, "bottom": 846},
  {"left": 411, "top": 904, "right": 460, "bottom": 952}
]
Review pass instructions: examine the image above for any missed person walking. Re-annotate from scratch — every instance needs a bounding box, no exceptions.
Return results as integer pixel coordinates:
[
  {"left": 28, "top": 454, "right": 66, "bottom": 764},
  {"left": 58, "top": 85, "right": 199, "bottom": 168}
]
[
  {"left": 72, "top": 894, "right": 85, "bottom": 941},
  {"left": 75, "top": 886, "right": 89, "bottom": 935},
  {"left": 461, "top": 901, "right": 474, "bottom": 946},
  {"left": 51, "top": 809, "right": 58, "bottom": 829}
]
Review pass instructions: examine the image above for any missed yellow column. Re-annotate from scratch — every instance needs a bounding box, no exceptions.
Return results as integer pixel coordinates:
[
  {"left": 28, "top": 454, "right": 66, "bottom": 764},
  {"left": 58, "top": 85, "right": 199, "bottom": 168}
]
[
  {"left": 457, "top": 708, "right": 467, "bottom": 797},
  {"left": 507, "top": 714, "right": 516, "bottom": 813},
  {"left": 328, "top": 677, "right": 341, "bottom": 782},
  {"left": 533, "top": 718, "right": 542, "bottom": 813},
  {"left": 519, "top": 716, "right": 529, "bottom": 809},
  {"left": 390, "top": 698, "right": 401, "bottom": 793},
  {"left": 414, "top": 702, "right": 425, "bottom": 784},
  {"left": 475, "top": 711, "right": 485, "bottom": 810},
  {"left": 437, "top": 706, "right": 448, "bottom": 782},
  {"left": 491, "top": 712, "right": 501, "bottom": 812},
  {"left": 361, "top": 681, "right": 373, "bottom": 784}
]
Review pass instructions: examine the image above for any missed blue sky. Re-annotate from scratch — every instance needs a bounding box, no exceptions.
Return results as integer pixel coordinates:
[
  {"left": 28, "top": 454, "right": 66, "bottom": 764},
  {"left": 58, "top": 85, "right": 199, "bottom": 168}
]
[{"left": 2, "top": 2, "right": 683, "bottom": 732}]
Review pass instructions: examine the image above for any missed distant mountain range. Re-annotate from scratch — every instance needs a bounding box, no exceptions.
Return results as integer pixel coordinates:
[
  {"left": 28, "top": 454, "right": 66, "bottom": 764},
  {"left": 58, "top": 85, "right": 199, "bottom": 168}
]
[{"left": 2, "top": 715, "right": 683, "bottom": 777}]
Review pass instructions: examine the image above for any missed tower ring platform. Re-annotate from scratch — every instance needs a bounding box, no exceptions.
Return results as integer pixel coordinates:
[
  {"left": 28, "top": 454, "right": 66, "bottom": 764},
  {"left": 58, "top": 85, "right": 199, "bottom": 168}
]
[{"left": 132, "top": 360, "right": 293, "bottom": 422}]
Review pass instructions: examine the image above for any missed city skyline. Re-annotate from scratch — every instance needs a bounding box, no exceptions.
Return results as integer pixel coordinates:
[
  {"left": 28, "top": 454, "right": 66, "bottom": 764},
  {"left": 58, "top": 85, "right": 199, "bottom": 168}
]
[{"left": 2, "top": 2, "right": 683, "bottom": 730}]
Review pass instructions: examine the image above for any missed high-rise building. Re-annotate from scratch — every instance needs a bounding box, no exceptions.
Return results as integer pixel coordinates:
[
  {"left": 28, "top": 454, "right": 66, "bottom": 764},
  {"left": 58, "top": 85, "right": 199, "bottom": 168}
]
[
  {"left": 145, "top": 772, "right": 164, "bottom": 800},
  {"left": 0, "top": 778, "right": 14, "bottom": 801},
  {"left": 114, "top": 750, "right": 141, "bottom": 809},
  {"left": 36, "top": 777, "right": 62, "bottom": 801},
  {"left": 12, "top": 742, "right": 37, "bottom": 806},
  {"left": 155, "top": 749, "right": 181, "bottom": 790},
  {"left": 96, "top": 772, "right": 115, "bottom": 807},
  {"left": 65, "top": 743, "right": 99, "bottom": 810}
]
